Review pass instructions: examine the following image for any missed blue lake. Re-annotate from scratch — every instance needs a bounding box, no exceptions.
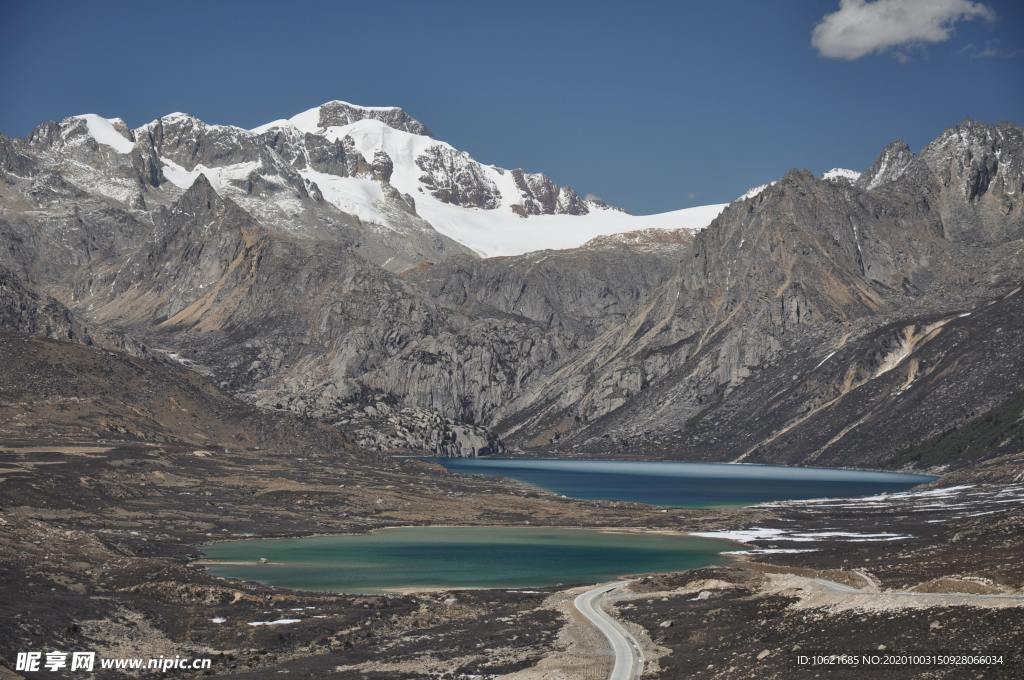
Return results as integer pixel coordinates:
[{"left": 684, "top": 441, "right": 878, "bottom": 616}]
[{"left": 433, "top": 458, "right": 935, "bottom": 507}]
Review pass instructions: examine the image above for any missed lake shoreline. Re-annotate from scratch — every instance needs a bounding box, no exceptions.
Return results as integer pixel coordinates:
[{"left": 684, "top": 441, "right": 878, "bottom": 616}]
[{"left": 406, "top": 453, "right": 940, "bottom": 478}]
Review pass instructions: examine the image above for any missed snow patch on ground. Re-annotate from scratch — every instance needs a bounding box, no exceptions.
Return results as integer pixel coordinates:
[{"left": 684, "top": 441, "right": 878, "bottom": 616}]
[
  {"left": 247, "top": 618, "right": 302, "bottom": 627},
  {"left": 724, "top": 548, "right": 819, "bottom": 555},
  {"left": 691, "top": 528, "right": 786, "bottom": 542},
  {"left": 692, "top": 528, "right": 911, "bottom": 543}
]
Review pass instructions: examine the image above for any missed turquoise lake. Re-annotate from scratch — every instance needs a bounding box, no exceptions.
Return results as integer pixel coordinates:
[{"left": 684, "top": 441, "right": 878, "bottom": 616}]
[
  {"left": 203, "top": 527, "right": 738, "bottom": 594},
  {"left": 433, "top": 458, "right": 935, "bottom": 507}
]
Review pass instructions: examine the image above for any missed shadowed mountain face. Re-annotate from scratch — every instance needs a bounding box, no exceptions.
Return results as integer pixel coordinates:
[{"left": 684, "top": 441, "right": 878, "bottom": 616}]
[{"left": 1, "top": 111, "right": 1021, "bottom": 465}]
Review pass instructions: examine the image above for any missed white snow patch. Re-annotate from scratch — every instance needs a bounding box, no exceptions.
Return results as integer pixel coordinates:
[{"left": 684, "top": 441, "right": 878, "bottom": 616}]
[
  {"left": 725, "top": 548, "right": 819, "bottom": 555},
  {"left": 300, "top": 170, "right": 389, "bottom": 226},
  {"left": 692, "top": 528, "right": 910, "bottom": 543},
  {"left": 691, "top": 528, "right": 787, "bottom": 542},
  {"left": 822, "top": 168, "right": 861, "bottom": 183},
  {"left": 74, "top": 114, "right": 135, "bottom": 154},
  {"left": 160, "top": 158, "right": 260, "bottom": 193}
]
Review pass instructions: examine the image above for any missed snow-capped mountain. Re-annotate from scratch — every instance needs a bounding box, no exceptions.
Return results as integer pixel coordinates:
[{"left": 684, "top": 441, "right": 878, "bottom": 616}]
[
  {"left": 56, "top": 101, "right": 728, "bottom": 260},
  {"left": 250, "top": 101, "right": 729, "bottom": 256},
  {"left": 2, "top": 110, "right": 1021, "bottom": 461}
]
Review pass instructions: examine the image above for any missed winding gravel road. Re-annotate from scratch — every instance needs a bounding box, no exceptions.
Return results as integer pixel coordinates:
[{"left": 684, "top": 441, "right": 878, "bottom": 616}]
[{"left": 574, "top": 581, "right": 644, "bottom": 680}]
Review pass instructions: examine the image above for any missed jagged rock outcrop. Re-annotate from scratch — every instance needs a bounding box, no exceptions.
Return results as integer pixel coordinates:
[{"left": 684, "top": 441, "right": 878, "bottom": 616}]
[
  {"left": 316, "top": 100, "right": 431, "bottom": 136},
  {"left": 416, "top": 145, "right": 501, "bottom": 209},
  {"left": 510, "top": 170, "right": 589, "bottom": 216},
  {"left": 857, "top": 140, "right": 915, "bottom": 190},
  {"left": 0, "top": 134, "right": 38, "bottom": 179},
  {"left": 262, "top": 129, "right": 371, "bottom": 178},
  {"left": 137, "top": 113, "right": 260, "bottom": 170}
]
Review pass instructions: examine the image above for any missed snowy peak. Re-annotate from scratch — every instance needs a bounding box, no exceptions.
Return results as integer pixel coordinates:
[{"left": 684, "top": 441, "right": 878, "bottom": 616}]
[
  {"left": 738, "top": 182, "right": 776, "bottom": 200},
  {"left": 251, "top": 101, "right": 604, "bottom": 217},
  {"left": 252, "top": 100, "right": 431, "bottom": 137}
]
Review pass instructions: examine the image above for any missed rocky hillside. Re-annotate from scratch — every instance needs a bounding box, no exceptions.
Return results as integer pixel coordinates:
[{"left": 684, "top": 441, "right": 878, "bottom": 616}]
[
  {"left": 504, "top": 122, "right": 1023, "bottom": 465},
  {"left": 1, "top": 107, "right": 1021, "bottom": 466}
]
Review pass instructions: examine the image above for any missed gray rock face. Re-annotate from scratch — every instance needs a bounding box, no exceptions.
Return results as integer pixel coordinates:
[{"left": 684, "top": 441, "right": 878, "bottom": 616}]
[
  {"left": 413, "top": 147, "right": 597, "bottom": 216},
  {"left": 914, "top": 121, "right": 1024, "bottom": 242},
  {"left": 511, "top": 170, "right": 589, "bottom": 216},
  {"left": 297, "top": 397, "right": 503, "bottom": 457},
  {"left": 263, "top": 129, "right": 371, "bottom": 178},
  {"left": 416, "top": 145, "right": 501, "bottom": 209},
  {"left": 0, "top": 135, "right": 38, "bottom": 179},
  {"left": 371, "top": 150, "right": 394, "bottom": 183},
  {"left": 0, "top": 268, "right": 80, "bottom": 342},
  {"left": 0, "top": 266, "right": 151, "bottom": 358},
  {"left": 408, "top": 236, "right": 690, "bottom": 339}
]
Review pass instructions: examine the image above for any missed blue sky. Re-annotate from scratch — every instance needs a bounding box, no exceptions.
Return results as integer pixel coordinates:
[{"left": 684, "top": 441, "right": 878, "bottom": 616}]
[{"left": 2, "top": 0, "right": 1021, "bottom": 213}]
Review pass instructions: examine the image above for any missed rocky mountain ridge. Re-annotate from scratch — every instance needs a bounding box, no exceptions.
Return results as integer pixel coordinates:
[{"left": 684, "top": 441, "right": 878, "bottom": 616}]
[{"left": 1, "top": 109, "right": 1021, "bottom": 464}]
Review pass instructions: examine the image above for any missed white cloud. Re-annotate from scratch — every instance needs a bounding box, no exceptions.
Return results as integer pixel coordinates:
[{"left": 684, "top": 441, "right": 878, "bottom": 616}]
[
  {"left": 812, "top": 0, "right": 995, "bottom": 61},
  {"left": 956, "top": 39, "right": 1024, "bottom": 59}
]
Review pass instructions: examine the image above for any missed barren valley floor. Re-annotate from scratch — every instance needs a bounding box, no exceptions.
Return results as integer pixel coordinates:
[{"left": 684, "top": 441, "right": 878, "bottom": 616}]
[{"left": 1, "top": 429, "right": 1022, "bottom": 679}]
